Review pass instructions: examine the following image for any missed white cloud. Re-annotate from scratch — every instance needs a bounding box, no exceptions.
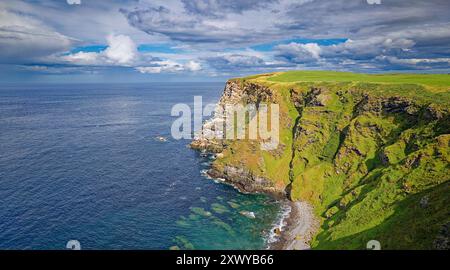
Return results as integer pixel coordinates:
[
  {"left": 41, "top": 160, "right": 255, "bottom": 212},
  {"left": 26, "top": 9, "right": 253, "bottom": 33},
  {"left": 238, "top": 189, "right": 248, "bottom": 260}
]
[
  {"left": 275, "top": 42, "right": 321, "bottom": 63},
  {"left": 377, "top": 56, "right": 450, "bottom": 66},
  {"left": 324, "top": 37, "right": 416, "bottom": 59},
  {"left": 136, "top": 60, "right": 200, "bottom": 74},
  {"left": 64, "top": 51, "right": 100, "bottom": 65},
  {"left": 367, "top": 0, "right": 381, "bottom": 5},
  {"left": 104, "top": 34, "right": 137, "bottom": 65},
  {"left": 62, "top": 34, "right": 204, "bottom": 74},
  {"left": 301, "top": 43, "right": 321, "bottom": 59},
  {"left": 185, "top": 60, "right": 202, "bottom": 71},
  {"left": 136, "top": 66, "right": 162, "bottom": 74},
  {"left": 67, "top": 0, "right": 82, "bottom": 5},
  {"left": 63, "top": 34, "right": 138, "bottom": 66}
]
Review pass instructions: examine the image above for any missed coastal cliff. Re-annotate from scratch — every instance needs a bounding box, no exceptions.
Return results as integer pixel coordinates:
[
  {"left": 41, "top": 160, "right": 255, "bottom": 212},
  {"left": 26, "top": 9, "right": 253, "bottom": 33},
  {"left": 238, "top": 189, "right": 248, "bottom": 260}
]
[{"left": 192, "top": 71, "right": 450, "bottom": 250}]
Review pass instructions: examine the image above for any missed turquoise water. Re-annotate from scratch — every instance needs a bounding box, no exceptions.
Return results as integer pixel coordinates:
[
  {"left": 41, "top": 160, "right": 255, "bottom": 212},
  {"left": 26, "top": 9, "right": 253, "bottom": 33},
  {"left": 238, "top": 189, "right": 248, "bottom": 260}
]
[{"left": 0, "top": 83, "right": 283, "bottom": 250}]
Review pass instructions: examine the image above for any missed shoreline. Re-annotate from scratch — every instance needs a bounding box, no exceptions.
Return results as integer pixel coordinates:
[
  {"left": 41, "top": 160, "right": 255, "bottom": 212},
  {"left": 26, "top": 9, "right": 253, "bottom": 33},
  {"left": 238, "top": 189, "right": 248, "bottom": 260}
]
[{"left": 268, "top": 201, "right": 319, "bottom": 250}]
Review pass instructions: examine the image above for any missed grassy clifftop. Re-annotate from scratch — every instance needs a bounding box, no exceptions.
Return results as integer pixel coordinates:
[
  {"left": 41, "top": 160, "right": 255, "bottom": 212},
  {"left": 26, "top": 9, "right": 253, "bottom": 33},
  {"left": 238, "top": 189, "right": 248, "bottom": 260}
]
[
  {"left": 196, "top": 71, "right": 450, "bottom": 249},
  {"left": 268, "top": 71, "right": 450, "bottom": 89}
]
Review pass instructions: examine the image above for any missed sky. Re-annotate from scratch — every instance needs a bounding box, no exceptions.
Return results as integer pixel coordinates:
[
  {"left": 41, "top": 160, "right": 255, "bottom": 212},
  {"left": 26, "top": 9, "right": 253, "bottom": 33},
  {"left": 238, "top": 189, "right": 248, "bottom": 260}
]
[{"left": 0, "top": 0, "right": 449, "bottom": 82}]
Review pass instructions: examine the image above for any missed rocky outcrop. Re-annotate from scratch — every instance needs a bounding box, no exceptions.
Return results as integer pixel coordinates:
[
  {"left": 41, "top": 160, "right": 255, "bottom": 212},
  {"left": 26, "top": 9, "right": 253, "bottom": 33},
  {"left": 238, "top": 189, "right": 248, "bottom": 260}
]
[
  {"left": 191, "top": 79, "right": 288, "bottom": 198},
  {"left": 191, "top": 80, "right": 276, "bottom": 153},
  {"left": 208, "top": 165, "right": 285, "bottom": 199}
]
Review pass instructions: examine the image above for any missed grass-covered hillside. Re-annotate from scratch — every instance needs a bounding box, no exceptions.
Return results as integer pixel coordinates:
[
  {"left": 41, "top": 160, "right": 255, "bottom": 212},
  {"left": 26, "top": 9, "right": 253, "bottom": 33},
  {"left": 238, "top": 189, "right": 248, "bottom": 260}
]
[{"left": 197, "top": 71, "right": 450, "bottom": 250}]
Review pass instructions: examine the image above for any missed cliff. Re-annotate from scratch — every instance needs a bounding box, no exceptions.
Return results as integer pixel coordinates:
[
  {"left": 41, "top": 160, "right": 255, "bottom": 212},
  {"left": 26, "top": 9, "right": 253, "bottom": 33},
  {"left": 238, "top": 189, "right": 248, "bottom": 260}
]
[{"left": 192, "top": 71, "right": 450, "bottom": 250}]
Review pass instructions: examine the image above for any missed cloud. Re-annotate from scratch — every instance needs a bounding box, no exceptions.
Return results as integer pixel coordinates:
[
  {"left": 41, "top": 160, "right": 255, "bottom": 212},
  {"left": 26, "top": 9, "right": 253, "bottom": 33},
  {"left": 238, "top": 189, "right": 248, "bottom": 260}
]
[
  {"left": 181, "top": 0, "right": 279, "bottom": 17},
  {"left": 204, "top": 52, "right": 294, "bottom": 73},
  {"left": 119, "top": 1, "right": 294, "bottom": 45},
  {"left": 275, "top": 43, "right": 321, "bottom": 63},
  {"left": 118, "top": 0, "right": 450, "bottom": 72},
  {"left": 0, "top": 8, "right": 73, "bottom": 63},
  {"left": 104, "top": 34, "right": 137, "bottom": 65},
  {"left": 67, "top": 0, "right": 81, "bottom": 5},
  {"left": 2, "top": 0, "right": 450, "bottom": 78},
  {"left": 185, "top": 60, "right": 202, "bottom": 71},
  {"left": 63, "top": 51, "right": 100, "bottom": 65},
  {"left": 367, "top": 0, "right": 381, "bottom": 4},
  {"left": 136, "top": 62, "right": 181, "bottom": 74},
  {"left": 63, "top": 34, "right": 201, "bottom": 74},
  {"left": 269, "top": 0, "right": 450, "bottom": 71},
  {"left": 120, "top": 6, "right": 237, "bottom": 44},
  {"left": 376, "top": 55, "right": 450, "bottom": 69},
  {"left": 323, "top": 37, "right": 416, "bottom": 60},
  {"left": 205, "top": 54, "right": 265, "bottom": 70},
  {"left": 136, "top": 60, "right": 200, "bottom": 74},
  {"left": 274, "top": 37, "right": 421, "bottom": 70},
  {"left": 63, "top": 34, "right": 138, "bottom": 66}
]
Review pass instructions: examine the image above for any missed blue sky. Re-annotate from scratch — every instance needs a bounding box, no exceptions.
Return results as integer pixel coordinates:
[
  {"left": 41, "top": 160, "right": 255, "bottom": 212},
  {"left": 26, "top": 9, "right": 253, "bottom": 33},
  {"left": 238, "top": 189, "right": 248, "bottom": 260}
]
[{"left": 0, "top": 0, "right": 449, "bottom": 82}]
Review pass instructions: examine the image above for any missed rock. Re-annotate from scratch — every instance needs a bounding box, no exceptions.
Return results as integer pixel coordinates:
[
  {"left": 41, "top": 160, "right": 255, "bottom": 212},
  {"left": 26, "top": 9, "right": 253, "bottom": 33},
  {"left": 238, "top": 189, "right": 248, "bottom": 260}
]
[
  {"left": 382, "top": 97, "right": 416, "bottom": 114},
  {"left": 434, "top": 222, "right": 449, "bottom": 250},
  {"left": 423, "top": 104, "right": 444, "bottom": 121},
  {"left": 274, "top": 227, "right": 282, "bottom": 236},
  {"left": 190, "top": 80, "right": 276, "bottom": 154},
  {"left": 209, "top": 165, "right": 284, "bottom": 198},
  {"left": 405, "top": 154, "right": 422, "bottom": 169},
  {"left": 240, "top": 211, "right": 256, "bottom": 219},
  {"left": 155, "top": 136, "right": 167, "bottom": 142},
  {"left": 419, "top": 196, "right": 429, "bottom": 209},
  {"left": 379, "top": 150, "right": 390, "bottom": 166}
]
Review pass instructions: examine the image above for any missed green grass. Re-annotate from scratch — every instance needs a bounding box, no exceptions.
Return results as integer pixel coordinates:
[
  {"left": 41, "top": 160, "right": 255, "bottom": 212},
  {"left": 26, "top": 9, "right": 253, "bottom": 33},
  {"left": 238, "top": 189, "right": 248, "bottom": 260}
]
[{"left": 267, "top": 71, "right": 450, "bottom": 90}]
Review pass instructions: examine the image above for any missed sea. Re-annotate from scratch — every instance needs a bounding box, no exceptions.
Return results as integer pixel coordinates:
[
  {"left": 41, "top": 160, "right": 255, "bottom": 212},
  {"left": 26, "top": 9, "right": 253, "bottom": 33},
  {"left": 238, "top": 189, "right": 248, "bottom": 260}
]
[{"left": 0, "top": 82, "right": 286, "bottom": 250}]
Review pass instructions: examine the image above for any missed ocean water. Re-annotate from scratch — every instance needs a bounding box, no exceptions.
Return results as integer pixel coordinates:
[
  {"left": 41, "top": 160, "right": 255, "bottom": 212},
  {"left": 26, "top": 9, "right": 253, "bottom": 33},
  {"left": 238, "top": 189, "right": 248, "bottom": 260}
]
[{"left": 0, "top": 83, "right": 283, "bottom": 250}]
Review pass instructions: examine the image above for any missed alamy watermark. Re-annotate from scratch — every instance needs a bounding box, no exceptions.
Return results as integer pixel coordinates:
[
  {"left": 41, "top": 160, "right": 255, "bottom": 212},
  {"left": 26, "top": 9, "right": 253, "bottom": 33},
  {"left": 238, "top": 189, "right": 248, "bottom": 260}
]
[
  {"left": 171, "top": 96, "right": 280, "bottom": 150},
  {"left": 66, "top": 239, "right": 81, "bottom": 250},
  {"left": 367, "top": 240, "right": 381, "bottom": 250}
]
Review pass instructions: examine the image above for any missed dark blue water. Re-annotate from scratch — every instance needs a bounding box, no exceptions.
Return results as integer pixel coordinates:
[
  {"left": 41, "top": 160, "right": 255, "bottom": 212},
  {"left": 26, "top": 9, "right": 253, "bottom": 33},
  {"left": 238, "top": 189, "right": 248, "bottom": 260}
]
[{"left": 0, "top": 83, "right": 282, "bottom": 250}]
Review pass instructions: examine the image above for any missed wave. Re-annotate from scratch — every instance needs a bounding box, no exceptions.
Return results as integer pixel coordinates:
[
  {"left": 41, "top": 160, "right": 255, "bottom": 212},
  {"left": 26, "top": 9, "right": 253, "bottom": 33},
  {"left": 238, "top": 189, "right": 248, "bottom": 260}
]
[
  {"left": 80, "top": 122, "right": 138, "bottom": 128},
  {"left": 200, "top": 169, "right": 225, "bottom": 183},
  {"left": 265, "top": 202, "right": 292, "bottom": 247}
]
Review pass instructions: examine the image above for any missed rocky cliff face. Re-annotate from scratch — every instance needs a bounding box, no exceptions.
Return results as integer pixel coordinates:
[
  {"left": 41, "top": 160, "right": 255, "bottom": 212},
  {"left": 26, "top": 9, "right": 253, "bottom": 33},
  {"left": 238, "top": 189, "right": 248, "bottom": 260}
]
[
  {"left": 192, "top": 74, "right": 450, "bottom": 249},
  {"left": 191, "top": 80, "right": 285, "bottom": 197}
]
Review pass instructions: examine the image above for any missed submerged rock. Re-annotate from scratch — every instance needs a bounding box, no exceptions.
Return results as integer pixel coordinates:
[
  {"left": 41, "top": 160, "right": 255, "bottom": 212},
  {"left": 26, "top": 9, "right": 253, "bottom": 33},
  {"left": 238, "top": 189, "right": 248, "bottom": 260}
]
[
  {"left": 240, "top": 211, "right": 256, "bottom": 219},
  {"left": 174, "top": 236, "right": 195, "bottom": 250},
  {"left": 227, "top": 201, "right": 240, "bottom": 209},
  {"left": 211, "top": 203, "right": 229, "bottom": 214},
  {"left": 190, "top": 207, "right": 212, "bottom": 217}
]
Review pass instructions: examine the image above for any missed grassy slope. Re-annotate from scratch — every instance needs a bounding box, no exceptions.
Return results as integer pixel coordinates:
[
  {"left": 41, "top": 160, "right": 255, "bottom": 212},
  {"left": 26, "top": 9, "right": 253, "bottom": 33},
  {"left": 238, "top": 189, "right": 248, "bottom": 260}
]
[{"left": 215, "top": 71, "right": 450, "bottom": 249}]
